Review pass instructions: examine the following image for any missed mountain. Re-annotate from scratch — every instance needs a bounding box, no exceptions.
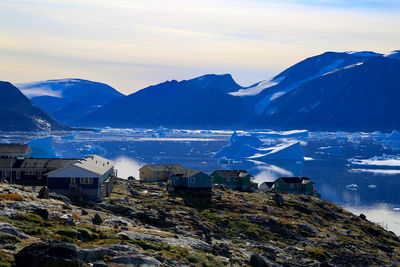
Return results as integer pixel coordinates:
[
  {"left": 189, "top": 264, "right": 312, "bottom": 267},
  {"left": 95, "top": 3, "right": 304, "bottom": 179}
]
[
  {"left": 252, "top": 56, "right": 400, "bottom": 131},
  {"left": 76, "top": 74, "right": 245, "bottom": 129},
  {"left": 0, "top": 81, "right": 69, "bottom": 131},
  {"left": 16, "top": 79, "right": 124, "bottom": 125},
  {"left": 73, "top": 50, "right": 400, "bottom": 131}
]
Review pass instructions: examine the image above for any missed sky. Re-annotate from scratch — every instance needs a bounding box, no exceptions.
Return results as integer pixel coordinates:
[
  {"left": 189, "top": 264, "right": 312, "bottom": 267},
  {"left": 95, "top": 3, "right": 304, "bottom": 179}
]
[{"left": 1, "top": 0, "right": 400, "bottom": 95}]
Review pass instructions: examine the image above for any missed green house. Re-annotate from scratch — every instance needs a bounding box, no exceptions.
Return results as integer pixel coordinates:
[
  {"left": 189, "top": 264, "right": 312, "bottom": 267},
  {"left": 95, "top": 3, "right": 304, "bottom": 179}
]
[
  {"left": 169, "top": 171, "right": 212, "bottom": 191},
  {"left": 274, "top": 177, "right": 320, "bottom": 198},
  {"left": 210, "top": 170, "right": 258, "bottom": 191}
]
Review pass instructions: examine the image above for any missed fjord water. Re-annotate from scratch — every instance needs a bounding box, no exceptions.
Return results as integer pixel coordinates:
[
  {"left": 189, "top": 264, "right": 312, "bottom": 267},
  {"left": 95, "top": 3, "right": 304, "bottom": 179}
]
[{"left": 2, "top": 129, "right": 399, "bottom": 234}]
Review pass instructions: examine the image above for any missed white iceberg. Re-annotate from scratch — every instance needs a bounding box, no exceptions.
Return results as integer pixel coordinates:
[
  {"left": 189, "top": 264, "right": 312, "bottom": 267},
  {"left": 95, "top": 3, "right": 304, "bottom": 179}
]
[
  {"left": 214, "top": 132, "right": 304, "bottom": 161},
  {"left": 349, "top": 154, "right": 400, "bottom": 167},
  {"left": 346, "top": 184, "right": 359, "bottom": 191}
]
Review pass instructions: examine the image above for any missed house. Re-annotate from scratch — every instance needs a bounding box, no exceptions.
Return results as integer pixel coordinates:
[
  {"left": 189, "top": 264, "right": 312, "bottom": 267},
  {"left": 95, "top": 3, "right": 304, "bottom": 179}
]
[
  {"left": 0, "top": 144, "right": 31, "bottom": 159},
  {"left": 273, "top": 177, "right": 321, "bottom": 198},
  {"left": 210, "top": 170, "right": 258, "bottom": 191},
  {"left": 259, "top": 181, "right": 274, "bottom": 192},
  {"left": 139, "top": 164, "right": 191, "bottom": 182},
  {"left": 0, "top": 158, "right": 77, "bottom": 185},
  {"left": 169, "top": 170, "right": 212, "bottom": 192},
  {"left": 47, "top": 155, "right": 116, "bottom": 200}
]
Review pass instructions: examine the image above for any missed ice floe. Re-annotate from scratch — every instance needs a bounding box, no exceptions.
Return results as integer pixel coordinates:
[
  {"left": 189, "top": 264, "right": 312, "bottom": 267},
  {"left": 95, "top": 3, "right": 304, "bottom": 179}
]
[{"left": 349, "top": 154, "right": 400, "bottom": 167}]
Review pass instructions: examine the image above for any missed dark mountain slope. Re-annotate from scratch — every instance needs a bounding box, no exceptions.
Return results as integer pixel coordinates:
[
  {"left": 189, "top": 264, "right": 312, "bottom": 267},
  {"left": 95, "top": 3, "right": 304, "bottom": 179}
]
[{"left": 0, "top": 81, "right": 69, "bottom": 131}]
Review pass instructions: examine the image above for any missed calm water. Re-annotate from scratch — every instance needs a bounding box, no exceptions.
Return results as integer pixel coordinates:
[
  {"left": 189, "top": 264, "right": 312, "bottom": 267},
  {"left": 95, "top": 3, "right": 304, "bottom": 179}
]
[{"left": 1, "top": 129, "right": 400, "bottom": 234}]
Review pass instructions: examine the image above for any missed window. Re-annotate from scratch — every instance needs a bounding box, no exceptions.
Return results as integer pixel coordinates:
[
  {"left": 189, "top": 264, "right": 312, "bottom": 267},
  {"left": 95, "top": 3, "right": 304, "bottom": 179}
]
[
  {"left": 71, "top": 178, "right": 75, "bottom": 185},
  {"left": 234, "top": 177, "right": 238, "bottom": 182},
  {"left": 290, "top": 184, "right": 294, "bottom": 189},
  {"left": 16, "top": 171, "right": 20, "bottom": 180},
  {"left": 226, "top": 177, "right": 231, "bottom": 183},
  {"left": 190, "top": 178, "right": 195, "bottom": 183},
  {"left": 80, "top": 177, "right": 93, "bottom": 185}
]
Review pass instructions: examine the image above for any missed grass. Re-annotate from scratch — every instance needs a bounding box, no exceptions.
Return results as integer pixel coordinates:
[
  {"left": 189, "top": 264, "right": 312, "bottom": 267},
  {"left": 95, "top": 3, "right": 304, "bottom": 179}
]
[
  {"left": 304, "top": 246, "right": 332, "bottom": 261},
  {"left": 0, "top": 193, "right": 23, "bottom": 201}
]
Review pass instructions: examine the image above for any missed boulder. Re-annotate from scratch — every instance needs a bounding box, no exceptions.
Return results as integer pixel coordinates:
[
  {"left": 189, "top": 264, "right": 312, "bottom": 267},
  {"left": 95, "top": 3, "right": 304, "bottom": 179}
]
[
  {"left": 92, "top": 214, "right": 103, "bottom": 225},
  {"left": 249, "top": 254, "right": 268, "bottom": 267},
  {"left": 0, "top": 223, "right": 31, "bottom": 239},
  {"left": 14, "top": 240, "right": 81, "bottom": 267},
  {"left": 107, "top": 256, "right": 162, "bottom": 266},
  {"left": 50, "top": 192, "right": 72, "bottom": 205},
  {"left": 38, "top": 186, "right": 50, "bottom": 199},
  {"left": 77, "top": 247, "right": 118, "bottom": 262},
  {"left": 274, "top": 193, "right": 284, "bottom": 207},
  {"left": 81, "top": 209, "right": 89, "bottom": 216},
  {"left": 33, "top": 208, "right": 49, "bottom": 220}
]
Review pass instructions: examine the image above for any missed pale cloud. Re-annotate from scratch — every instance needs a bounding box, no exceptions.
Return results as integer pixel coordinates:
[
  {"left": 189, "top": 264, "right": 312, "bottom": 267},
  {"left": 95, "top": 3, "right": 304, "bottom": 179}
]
[{"left": 0, "top": 0, "right": 399, "bottom": 94}]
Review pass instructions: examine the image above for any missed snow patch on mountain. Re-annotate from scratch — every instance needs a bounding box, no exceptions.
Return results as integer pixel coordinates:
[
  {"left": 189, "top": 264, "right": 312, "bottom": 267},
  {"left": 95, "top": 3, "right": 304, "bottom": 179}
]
[
  {"left": 345, "top": 51, "right": 383, "bottom": 57},
  {"left": 17, "top": 84, "right": 62, "bottom": 98},
  {"left": 254, "top": 59, "right": 347, "bottom": 115},
  {"left": 229, "top": 76, "right": 285, "bottom": 97},
  {"left": 384, "top": 50, "right": 400, "bottom": 60}
]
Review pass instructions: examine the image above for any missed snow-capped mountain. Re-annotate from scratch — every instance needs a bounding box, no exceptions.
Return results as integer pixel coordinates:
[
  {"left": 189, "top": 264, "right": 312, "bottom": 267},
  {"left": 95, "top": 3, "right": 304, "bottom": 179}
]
[
  {"left": 49, "top": 50, "right": 400, "bottom": 131},
  {"left": 76, "top": 74, "right": 245, "bottom": 129},
  {"left": 254, "top": 56, "right": 400, "bottom": 131},
  {"left": 16, "top": 79, "right": 124, "bottom": 125},
  {"left": 0, "top": 81, "right": 68, "bottom": 131}
]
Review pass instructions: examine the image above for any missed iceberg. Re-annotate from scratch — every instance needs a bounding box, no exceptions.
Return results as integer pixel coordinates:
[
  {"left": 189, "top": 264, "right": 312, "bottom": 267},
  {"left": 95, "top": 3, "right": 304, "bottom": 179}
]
[
  {"left": 346, "top": 184, "right": 359, "bottom": 191},
  {"left": 349, "top": 154, "right": 400, "bottom": 167},
  {"left": 27, "top": 136, "right": 57, "bottom": 158},
  {"left": 214, "top": 132, "right": 304, "bottom": 161}
]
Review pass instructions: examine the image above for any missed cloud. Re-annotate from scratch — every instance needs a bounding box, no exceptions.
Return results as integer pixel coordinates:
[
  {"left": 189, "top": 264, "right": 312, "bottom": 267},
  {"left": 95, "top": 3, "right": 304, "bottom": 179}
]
[{"left": 1, "top": 0, "right": 400, "bottom": 94}]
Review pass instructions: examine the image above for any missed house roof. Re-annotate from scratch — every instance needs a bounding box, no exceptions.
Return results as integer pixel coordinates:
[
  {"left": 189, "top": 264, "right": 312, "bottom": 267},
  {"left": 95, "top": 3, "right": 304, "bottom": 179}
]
[
  {"left": 0, "top": 144, "right": 31, "bottom": 155},
  {"left": 213, "top": 170, "right": 252, "bottom": 178},
  {"left": 278, "top": 177, "right": 312, "bottom": 184},
  {"left": 142, "top": 164, "right": 186, "bottom": 173},
  {"left": 0, "top": 158, "right": 77, "bottom": 170},
  {"left": 73, "top": 155, "right": 114, "bottom": 176}
]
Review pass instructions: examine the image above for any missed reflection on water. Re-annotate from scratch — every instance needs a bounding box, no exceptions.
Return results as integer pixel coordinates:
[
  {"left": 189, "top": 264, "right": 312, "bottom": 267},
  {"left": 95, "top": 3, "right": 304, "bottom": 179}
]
[{"left": 1, "top": 129, "right": 399, "bottom": 234}]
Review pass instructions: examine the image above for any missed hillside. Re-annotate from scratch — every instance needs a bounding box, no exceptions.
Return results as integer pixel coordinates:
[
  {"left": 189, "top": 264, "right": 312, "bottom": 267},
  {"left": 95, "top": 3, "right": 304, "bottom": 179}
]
[
  {"left": 17, "top": 79, "right": 124, "bottom": 125},
  {"left": 1, "top": 181, "right": 399, "bottom": 266},
  {"left": 0, "top": 81, "right": 69, "bottom": 131}
]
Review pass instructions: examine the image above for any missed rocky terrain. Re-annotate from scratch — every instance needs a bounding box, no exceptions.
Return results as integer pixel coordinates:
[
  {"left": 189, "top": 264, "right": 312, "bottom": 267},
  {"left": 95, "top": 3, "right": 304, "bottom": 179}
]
[{"left": 0, "top": 180, "right": 400, "bottom": 266}]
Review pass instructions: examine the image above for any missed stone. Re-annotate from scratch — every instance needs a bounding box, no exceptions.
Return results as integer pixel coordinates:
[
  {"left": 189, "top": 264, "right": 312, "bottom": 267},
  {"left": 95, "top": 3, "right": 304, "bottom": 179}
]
[
  {"left": 92, "top": 214, "right": 103, "bottom": 225},
  {"left": 49, "top": 192, "right": 71, "bottom": 205},
  {"left": 60, "top": 214, "right": 75, "bottom": 226},
  {"left": 38, "top": 186, "right": 50, "bottom": 199},
  {"left": 274, "top": 193, "right": 284, "bottom": 207},
  {"left": 81, "top": 209, "right": 89, "bottom": 216},
  {"left": 107, "top": 256, "right": 162, "bottom": 266},
  {"left": 0, "top": 223, "right": 31, "bottom": 239},
  {"left": 14, "top": 240, "right": 81, "bottom": 267},
  {"left": 77, "top": 247, "right": 118, "bottom": 262},
  {"left": 33, "top": 208, "right": 49, "bottom": 220},
  {"left": 249, "top": 254, "right": 268, "bottom": 267},
  {"left": 359, "top": 214, "right": 367, "bottom": 220}
]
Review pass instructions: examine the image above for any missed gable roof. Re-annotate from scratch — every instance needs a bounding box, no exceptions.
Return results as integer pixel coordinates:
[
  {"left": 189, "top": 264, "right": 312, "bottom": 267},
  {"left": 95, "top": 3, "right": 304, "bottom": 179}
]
[
  {"left": 0, "top": 158, "right": 77, "bottom": 170},
  {"left": 212, "top": 170, "right": 252, "bottom": 178},
  {"left": 0, "top": 144, "right": 31, "bottom": 155},
  {"left": 73, "top": 155, "right": 114, "bottom": 175},
  {"left": 278, "top": 177, "right": 312, "bottom": 184},
  {"left": 142, "top": 164, "right": 186, "bottom": 173}
]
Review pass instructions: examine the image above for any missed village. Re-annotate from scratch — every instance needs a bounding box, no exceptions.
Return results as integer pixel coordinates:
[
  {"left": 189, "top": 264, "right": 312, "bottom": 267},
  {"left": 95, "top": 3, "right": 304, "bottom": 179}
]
[{"left": 0, "top": 143, "right": 321, "bottom": 200}]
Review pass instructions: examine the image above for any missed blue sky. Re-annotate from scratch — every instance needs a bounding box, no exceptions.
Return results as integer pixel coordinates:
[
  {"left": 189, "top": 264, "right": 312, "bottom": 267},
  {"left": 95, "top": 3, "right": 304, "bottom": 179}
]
[{"left": 1, "top": 0, "right": 399, "bottom": 94}]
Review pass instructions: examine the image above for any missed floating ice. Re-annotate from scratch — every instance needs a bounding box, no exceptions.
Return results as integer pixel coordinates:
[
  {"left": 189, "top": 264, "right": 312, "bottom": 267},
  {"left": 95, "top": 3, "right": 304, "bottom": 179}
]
[
  {"left": 393, "top": 208, "right": 400, "bottom": 212},
  {"left": 78, "top": 144, "right": 107, "bottom": 157},
  {"left": 368, "top": 185, "right": 377, "bottom": 189},
  {"left": 215, "top": 132, "right": 304, "bottom": 161},
  {"left": 349, "top": 154, "right": 400, "bottom": 167},
  {"left": 317, "top": 146, "right": 343, "bottom": 155},
  {"left": 346, "top": 184, "right": 359, "bottom": 191},
  {"left": 27, "top": 136, "right": 57, "bottom": 158}
]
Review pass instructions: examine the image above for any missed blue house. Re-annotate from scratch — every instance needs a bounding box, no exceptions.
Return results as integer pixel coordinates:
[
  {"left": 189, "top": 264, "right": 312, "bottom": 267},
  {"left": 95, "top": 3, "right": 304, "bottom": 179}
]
[
  {"left": 169, "top": 170, "right": 213, "bottom": 192},
  {"left": 47, "top": 155, "right": 116, "bottom": 200}
]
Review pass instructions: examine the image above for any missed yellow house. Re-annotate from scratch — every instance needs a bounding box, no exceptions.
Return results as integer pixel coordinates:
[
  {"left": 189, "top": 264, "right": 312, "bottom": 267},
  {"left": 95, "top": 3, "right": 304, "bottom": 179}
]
[{"left": 139, "top": 164, "right": 196, "bottom": 182}]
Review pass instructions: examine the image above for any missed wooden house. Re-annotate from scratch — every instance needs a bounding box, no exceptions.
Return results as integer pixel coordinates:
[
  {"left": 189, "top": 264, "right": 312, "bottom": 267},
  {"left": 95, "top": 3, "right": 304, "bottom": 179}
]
[
  {"left": 210, "top": 170, "right": 258, "bottom": 191},
  {"left": 47, "top": 155, "right": 116, "bottom": 200},
  {"left": 274, "top": 177, "right": 320, "bottom": 198},
  {"left": 169, "top": 171, "right": 212, "bottom": 192},
  {"left": 0, "top": 144, "right": 31, "bottom": 159},
  {"left": 139, "top": 164, "right": 193, "bottom": 182},
  {"left": 0, "top": 158, "right": 77, "bottom": 186}
]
